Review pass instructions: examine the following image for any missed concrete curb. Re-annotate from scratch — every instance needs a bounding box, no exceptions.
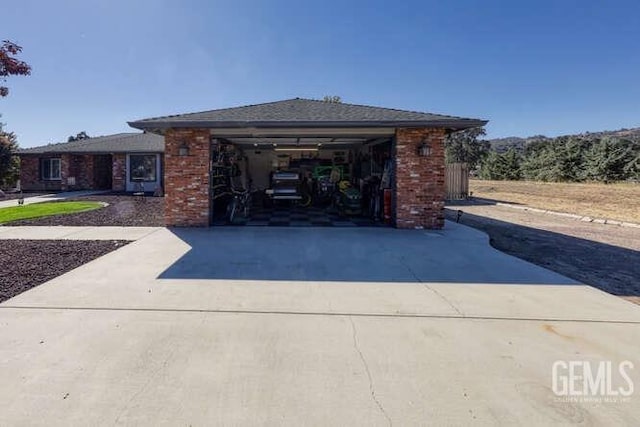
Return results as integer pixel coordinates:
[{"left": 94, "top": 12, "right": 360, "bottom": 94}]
[{"left": 494, "top": 202, "right": 640, "bottom": 228}]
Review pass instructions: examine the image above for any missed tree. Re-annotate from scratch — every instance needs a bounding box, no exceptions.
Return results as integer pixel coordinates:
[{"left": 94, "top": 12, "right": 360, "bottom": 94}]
[
  {"left": 68, "top": 131, "right": 91, "bottom": 142},
  {"left": 520, "top": 139, "right": 555, "bottom": 181},
  {"left": 0, "top": 40, "right": 31, "bottom": 97},
  {"left": 0, "top": 121, "right": 19, "bottom": 189},
  {"left": 444, "top": 127, "right": 489, "bottom": 169},
  {"left": 480, "top": 148, "right": 522, "bottom": 180},
  {"left": 520, "top": 137, "right": 590, "bottom": 182},
  {"left": 322, "top": 95, "right": 342, "bottom": 103},
  {"left": 623, "top": 140, "right": 640, "bottom": 181},
  {"left": 582, "top": 137, "right": 634, "bottom": 183},
  {"left": 486, "top": 129, "right": 640, "bottom": 183}
]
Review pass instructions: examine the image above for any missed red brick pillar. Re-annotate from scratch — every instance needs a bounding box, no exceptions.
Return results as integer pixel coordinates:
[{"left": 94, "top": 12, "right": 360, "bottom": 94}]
[
  {"left": 164, "top": 128, "right": 211, "bottom": 226},
  {"left": 60, "top": 154, "right": 71, "bottom": 191},
  {"left": 112, "top": 154, "right": 126, "bottom": 191},
  {"left": 394, "top": 128, "right": 446, "bottom": 229}
]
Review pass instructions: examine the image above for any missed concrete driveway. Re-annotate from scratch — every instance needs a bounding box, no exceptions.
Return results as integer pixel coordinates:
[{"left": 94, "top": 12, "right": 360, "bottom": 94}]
[{"left": 1, "top": 222, "right": 639, "bottom": 425}]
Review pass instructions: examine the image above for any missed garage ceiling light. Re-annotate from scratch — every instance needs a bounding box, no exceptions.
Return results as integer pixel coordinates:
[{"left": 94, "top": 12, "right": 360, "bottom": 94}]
[{"left": 274, "top": 147, "right": 319, "bottom": 152}]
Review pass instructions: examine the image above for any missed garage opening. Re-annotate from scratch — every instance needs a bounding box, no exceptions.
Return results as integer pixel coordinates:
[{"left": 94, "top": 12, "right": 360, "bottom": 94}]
[{"left": 210, "top": 131, "right": 395, "bottom": 227}]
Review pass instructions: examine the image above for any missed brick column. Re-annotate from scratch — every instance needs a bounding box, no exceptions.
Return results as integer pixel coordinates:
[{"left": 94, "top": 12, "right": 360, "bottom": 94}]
[
  {"left": 112, "top": 154, "right": 126, "bottom": 191},
  {"left": 394, "top": 127, "right": 446, "bottom": 229},
  {"left": 164, "top": 128, "right": 211, "bottom": 226},
  {"left": 60, "top": 154, "right": 71, "bottom": 191}
]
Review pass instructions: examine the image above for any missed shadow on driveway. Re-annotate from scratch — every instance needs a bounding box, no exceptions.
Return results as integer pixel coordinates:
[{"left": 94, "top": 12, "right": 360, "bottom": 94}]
[
  {"left": 445, "top": 209, "right": 640, "bottom": 297},
  {"left": 158, "top": 225, "right": 576, "bottom": 285}
]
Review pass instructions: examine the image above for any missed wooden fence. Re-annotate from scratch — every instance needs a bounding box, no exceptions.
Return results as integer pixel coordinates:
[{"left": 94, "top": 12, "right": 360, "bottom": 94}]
[{"left": 445, "top": 163, "right": 469, "bottom": 200}]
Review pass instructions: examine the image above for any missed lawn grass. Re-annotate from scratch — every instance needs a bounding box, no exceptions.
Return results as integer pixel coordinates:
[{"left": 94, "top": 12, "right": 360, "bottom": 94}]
[
  {"left": 0, "top": 201, "right": 104, "bottom": 224},
  {"left": 469, "top": 180, "right": 640, "bottom": 223}
]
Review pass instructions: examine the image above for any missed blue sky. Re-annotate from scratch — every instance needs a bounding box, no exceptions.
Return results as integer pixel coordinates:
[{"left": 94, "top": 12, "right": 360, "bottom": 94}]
[{"left": 3, "top": 0, "right": 640, "bottom": 147}]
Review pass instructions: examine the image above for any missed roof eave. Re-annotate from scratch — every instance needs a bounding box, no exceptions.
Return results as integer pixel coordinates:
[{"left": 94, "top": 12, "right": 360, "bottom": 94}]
[
  {"left": 128, "top": 119, "right": 488, "bottom": 132},
  {"left": 17, "top": 149, "right": 164, "bottom": 155}
]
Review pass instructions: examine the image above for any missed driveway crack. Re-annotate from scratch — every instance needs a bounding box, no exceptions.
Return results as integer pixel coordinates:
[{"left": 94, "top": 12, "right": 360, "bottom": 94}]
[
  {"left": 423, "top": 284, "right": 465, "bottom": 317},
  {"left": 349, "top": 316, "right": 392, "bottom": 426},
  {"left": 394, "top": 252, "right": 465, "bottom": 317}
]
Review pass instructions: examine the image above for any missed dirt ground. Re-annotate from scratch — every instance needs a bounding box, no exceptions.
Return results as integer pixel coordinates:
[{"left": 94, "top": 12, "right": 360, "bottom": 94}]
[
  {"left": 469, "top": 180, "right": 640, "bottom": 223},
  {"left": 445, "top": 201, "right": 640, "bottom": 303}
]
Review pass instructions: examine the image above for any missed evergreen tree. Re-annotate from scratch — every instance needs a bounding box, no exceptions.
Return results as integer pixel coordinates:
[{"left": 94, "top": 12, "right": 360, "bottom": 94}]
[
  {"left": 480, "top": 148, "right": 522, "bottom": 180},
  {"left": 583, "top": 137, "right": 634, "bottom": 183},
  {"left": 444, "top": 127, "right": 490, "bottom": 169}
]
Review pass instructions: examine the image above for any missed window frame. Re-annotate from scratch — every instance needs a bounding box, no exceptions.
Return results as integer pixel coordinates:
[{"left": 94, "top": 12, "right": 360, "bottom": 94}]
[
  {"left": 128, "top": 154, "right": 158, "bottom": 183},
  {"left": 40, "top": 157, "right": 62, "bottom": 181}
]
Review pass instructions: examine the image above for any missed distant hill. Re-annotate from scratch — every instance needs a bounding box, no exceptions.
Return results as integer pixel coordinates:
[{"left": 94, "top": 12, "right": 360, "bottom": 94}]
[{"left": 488, "top": 127, "right": 640, "bottom": 153}]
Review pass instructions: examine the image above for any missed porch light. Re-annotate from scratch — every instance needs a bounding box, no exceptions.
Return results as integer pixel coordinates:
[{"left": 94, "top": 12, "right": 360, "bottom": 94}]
[
  {"left": 417, "top": 140, "right": 431, "bottom": 157},
  {"left": 178, "top": 142, "right": 190, "bottom": 156}
]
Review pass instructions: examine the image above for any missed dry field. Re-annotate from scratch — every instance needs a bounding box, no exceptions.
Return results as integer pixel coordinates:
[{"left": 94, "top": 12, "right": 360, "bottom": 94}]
[{"left": 469, "top": 180, "right": 640, "bottom": 223}]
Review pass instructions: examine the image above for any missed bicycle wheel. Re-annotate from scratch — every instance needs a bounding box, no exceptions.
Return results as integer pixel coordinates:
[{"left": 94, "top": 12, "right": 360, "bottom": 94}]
[
  {"left": 242, "top": 193, "right": 252, "bottom": 218},
  {"left": 227, "top": 198, "right": 238, "bottom": 224}
]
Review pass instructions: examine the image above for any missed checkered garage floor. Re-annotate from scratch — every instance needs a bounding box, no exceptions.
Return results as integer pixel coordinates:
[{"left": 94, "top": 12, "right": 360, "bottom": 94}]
[{"left": 214, "top": 205, "right": 387, "bottom": 227}]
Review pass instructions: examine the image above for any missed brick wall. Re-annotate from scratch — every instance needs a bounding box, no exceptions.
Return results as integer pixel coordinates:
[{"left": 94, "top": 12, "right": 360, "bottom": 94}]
[
  {"left": 394, "top": 127, "right": 446, "bottom": 229},
  {"left": 60, "top": 154, "right": 71, "bottom": 191},
  {"left": 112, "top": 153, "right": 126, "bottom": 191},
  {"left": 20, "top": 156, "right": 40, "bottom": 190},
  {"left": 164, "top": 128, "right": 211, "bottom": 226},
  {"left": 68, "top": 155, "right": 95, "bottom": 189},
  {"left": 19, "top": 156, "right": 63, "bottom": 191}
]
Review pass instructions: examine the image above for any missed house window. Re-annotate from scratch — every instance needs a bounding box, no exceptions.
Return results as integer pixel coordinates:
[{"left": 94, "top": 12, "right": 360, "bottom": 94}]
[
  {"left": 129, "top": 155, "right": 157, "bottom": 182},
  {"left": 40, "top": 158, "right": 61, "bottom": 180}
]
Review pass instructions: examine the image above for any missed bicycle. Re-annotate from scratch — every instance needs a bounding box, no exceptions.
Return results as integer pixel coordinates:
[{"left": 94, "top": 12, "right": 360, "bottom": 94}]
[{"left": 226, "top": 187, "right": 252, "bottom": 224}]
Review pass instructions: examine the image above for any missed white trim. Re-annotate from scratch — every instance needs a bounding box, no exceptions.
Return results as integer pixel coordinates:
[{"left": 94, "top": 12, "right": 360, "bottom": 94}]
[{"left": 41, "top": 158, "right": 62, "bottom": 181}]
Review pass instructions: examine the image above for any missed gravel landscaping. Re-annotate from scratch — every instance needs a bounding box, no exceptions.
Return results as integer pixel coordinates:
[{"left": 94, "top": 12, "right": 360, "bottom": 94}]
[
  {"left": 5, "top": 194, "right": 164, "bottom": 226},
  {"left": 0, "top": 240, "right": 129, "bottom": 303}
]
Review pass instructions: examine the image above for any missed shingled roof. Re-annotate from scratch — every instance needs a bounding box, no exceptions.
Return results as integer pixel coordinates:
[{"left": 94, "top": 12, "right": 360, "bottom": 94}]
[
  {"left": 18, "top": 132, "right": 164, "bottom": 155},
  {"left": 129, "top": 98, "right": 487, "bottom": 131}
]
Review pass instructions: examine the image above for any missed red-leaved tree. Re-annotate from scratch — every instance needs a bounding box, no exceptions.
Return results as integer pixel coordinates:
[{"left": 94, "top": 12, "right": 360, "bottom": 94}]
[{"left": 0, "top": 40, "right": 31, "bottom": 97}]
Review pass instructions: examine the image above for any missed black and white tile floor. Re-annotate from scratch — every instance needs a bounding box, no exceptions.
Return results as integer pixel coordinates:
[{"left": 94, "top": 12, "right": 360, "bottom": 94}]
[{"left": 214, "top": 206, "right": 387, "bottom": 227}]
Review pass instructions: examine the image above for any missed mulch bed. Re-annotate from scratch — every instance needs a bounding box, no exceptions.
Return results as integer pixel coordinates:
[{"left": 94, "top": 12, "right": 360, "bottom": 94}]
[
  {"left": 6, "top": 194, "right": 165, "bottom": 226},
  {"left": 0, "top": 193, "right": 158, "bottom": 303},
  {"left": 0, "top": 240, "right": 129, "bottom": 303}
]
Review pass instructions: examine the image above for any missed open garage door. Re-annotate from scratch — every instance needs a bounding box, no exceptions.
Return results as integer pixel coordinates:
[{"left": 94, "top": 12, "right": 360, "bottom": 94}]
[{"left": 209, "top": 128, "right": 395, "bottom": 227}]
